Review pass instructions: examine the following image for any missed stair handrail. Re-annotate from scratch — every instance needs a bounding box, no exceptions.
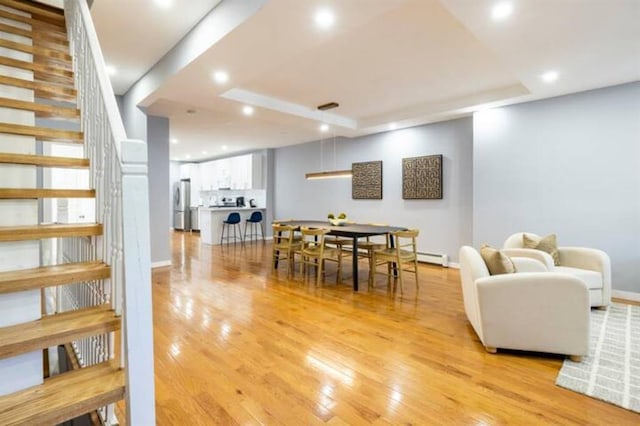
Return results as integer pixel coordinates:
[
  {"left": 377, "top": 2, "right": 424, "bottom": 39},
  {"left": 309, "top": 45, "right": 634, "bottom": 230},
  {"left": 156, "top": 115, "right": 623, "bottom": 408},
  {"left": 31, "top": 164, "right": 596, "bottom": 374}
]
[{"left": 64, "top": 0, "right": 155, "bottom": 424}]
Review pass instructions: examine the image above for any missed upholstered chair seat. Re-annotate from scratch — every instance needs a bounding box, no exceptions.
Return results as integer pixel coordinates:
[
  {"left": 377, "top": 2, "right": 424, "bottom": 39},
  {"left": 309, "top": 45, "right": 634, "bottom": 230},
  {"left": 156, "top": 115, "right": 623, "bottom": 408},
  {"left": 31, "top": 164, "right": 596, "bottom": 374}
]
[{"left": 502, "top": 232, "right": 611, "bottom": 308}]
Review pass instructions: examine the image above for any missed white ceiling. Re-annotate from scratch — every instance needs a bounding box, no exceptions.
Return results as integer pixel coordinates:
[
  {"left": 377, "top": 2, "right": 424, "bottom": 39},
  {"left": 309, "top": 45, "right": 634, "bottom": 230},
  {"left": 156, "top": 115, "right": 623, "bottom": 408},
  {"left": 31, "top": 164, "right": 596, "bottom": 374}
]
[
  {"left": 92, "top": 0, "right": 640, "bottom": 162},
  {"left": 91, "top": 0, "right": 222, "bottom": 94}
]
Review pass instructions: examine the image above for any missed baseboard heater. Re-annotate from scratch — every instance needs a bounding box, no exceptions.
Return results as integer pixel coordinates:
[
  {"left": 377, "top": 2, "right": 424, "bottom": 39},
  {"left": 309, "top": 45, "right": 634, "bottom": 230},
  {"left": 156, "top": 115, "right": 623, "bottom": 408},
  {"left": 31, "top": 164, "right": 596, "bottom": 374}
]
[
  {"left": 346, "top": 248, "right": 449, "bottom": 267},
  {"left": 417, "top": 252, "right": 449, "bottom": 267}
]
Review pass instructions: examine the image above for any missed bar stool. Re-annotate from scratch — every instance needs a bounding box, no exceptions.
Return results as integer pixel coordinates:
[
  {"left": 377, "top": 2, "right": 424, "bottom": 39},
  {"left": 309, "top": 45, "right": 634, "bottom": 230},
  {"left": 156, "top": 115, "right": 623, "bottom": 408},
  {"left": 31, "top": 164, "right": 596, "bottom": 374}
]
[
  {"left": 244, "top": 211, "right": 265, "bottom": 242},
  {"left": 220, "top": 212, "right": 243, "bottom": 244}
]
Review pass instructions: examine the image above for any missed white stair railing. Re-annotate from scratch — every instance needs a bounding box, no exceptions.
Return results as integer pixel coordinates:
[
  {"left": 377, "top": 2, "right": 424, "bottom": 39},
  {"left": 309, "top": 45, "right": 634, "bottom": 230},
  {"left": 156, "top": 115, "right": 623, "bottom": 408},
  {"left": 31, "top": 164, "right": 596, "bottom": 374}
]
[{"left": 61, "top": 0, "right": 156, "bottom": 424}]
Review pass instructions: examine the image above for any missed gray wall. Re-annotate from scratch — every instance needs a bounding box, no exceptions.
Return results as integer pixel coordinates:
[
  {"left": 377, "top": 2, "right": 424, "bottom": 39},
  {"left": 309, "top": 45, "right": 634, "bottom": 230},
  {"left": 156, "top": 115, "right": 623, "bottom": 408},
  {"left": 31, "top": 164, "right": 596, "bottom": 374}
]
[
  {"left": 146, "top": 116, "right": 171, "bottom": 265},
  {"left": 117, "top": 94, "right": 171, "bottom": 266},
  {"left": 274, "top": 118, "right": 474, "bottom": 262},
  {"left": 265, "top": 148, "right": 275, "bottom": 236},
  {"left": 473, "top": 82, "right": 640, "bottom": 292},
  {"left": 120, "top": 93, "right": 147, "bottom": 142}
]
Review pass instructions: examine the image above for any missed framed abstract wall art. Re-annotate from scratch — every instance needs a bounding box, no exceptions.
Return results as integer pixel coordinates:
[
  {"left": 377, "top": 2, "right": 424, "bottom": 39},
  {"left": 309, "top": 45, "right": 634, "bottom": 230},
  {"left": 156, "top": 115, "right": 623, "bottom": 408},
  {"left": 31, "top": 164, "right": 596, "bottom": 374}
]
[
  {"left": 402, "top": 154, "right": 443, "bottom": 199},
  {"left": 352, "top": 161, "right": 382, "bottom": 199}
]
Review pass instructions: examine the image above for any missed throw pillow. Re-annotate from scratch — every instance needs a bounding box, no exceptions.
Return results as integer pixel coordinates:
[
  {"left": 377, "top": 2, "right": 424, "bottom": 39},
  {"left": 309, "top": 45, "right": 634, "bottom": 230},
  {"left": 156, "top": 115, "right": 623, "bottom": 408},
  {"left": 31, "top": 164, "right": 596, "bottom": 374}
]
[
  {"left": 480, "top": 244, "right": 516, "bottom": 275},
  {"left": 522, "top": 233, "right": 559, "bottom": 266}
]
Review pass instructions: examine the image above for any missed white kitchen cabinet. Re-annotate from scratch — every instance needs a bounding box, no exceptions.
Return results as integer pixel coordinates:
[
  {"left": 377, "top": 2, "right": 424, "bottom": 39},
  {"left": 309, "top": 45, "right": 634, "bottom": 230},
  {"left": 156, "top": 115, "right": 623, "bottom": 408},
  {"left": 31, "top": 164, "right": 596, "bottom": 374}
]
[
  {"left": 250, "top": 153, "right": 263, "bottom": 189},
  {"left": 216, "top": 158, "right": 231, "bottom": 189},
  {"left": 199, "top": 159, "right": 231, "bottom": 190},
  {"left": 197, "top": 153, "right": 264, "bottom": 192},
  {"left": 178, "top": 163, "right": 201, "bottom": 205},
  {"left": 229, "top": 154, "right": 263, "bottom": 190},
  {"left": 230, "top": 155, "right": 250, "bottom": 189},
  {"left": 179, "top": 163, "right": 194, "bottom": 179},
  {"left": 190, "top": 163, "right": 201, "bottom": 205},
  {"left": 200, "top": 161, "right": 216, "bottom": 191}
]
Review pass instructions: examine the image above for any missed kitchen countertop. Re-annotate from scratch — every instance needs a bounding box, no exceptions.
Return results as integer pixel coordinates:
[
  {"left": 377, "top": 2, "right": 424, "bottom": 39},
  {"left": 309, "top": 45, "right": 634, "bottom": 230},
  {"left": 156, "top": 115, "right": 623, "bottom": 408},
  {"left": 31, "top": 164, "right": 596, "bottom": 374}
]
[{"left": 199, "top": 206, "right": 265, "bottom": 212}]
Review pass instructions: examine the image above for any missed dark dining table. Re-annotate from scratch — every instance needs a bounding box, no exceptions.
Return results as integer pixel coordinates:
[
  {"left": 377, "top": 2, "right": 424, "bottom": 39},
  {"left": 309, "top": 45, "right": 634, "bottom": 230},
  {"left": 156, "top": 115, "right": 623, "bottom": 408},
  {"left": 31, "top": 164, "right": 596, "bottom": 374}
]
[{"left": 276, "top": 220, "right": 407, "bottom": 291}]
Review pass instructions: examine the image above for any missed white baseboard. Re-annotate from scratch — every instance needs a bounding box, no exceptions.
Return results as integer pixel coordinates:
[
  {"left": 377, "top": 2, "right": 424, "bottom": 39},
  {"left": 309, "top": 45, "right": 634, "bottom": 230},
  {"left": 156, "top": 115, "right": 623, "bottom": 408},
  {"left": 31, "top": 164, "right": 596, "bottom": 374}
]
[
  {"left": 612, "top": 290, "right": 640, "bottom": 302},
  {"left": 151, "top": 260, "right": 171, "bottom": 268},
  {"left": 416, "top": 259, "right": 459, "bottom": 269}
]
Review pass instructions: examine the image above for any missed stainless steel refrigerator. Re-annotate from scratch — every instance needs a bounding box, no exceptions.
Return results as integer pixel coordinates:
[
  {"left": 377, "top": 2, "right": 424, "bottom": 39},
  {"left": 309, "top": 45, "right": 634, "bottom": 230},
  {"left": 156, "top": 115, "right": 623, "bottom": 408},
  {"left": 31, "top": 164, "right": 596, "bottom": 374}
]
[{"left": 173, "top": 179, "right": 191, "bottom": 231}]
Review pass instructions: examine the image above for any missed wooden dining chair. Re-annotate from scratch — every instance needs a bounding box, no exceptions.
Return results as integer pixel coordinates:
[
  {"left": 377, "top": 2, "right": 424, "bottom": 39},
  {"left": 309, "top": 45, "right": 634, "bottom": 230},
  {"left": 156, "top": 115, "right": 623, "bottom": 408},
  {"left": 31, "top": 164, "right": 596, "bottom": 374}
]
[
  {"left": 324, "top": 234, "right": 352, "bottom": 279},
  {"left": 370, "top": 229, "right": 420, "bottom": 294},
  {"left": 272, "top": 223, "right": 302, "bottom": 277},
  {"left": 299, "top": 227, "right": 342, "bottom": 286},
  {"left": 354, "top": 223, "right": 389, "bottom": 281}
]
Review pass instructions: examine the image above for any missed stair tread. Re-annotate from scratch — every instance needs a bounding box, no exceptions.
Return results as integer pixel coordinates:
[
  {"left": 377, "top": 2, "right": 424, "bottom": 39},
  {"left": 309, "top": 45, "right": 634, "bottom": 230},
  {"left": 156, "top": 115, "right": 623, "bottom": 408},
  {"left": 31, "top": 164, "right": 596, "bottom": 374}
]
[
  {"left": 0, "top": 56, "right": 73, "bottom": 79},
  {"left": 0, "top": 153, "right": 87, "bottom": 168},
  {"left": 33, "top": 70, "right": 74, "bottom": 88},
  {"left": 0, "top": 38, "right": 71, "bottom": 62},
  {"left": 0, "top": 0, "right": 65, "bottom": 25},
  {"left": 0, "top": 8, "right": 65, "bottom": 32},
  {"left": 0, "top": 122, "right": 83, "bottom": 142},
  {"left": 0, "top": 261, "right": 110, "bottom": 294},
  {"left": 0, "top": 96, "right": 79, "bottom": 118},
  {"left": 0, "top": 21, "right": 31, "bottom": 38},
  {"left": 0, "top": 74, "right": 75, "bottom": 98},
  {"left": 0, "top": 22, "right": 70, "bottom": 50},
  {"left": 0, "top": 188, "right": 94, "bottom": 198},
  {"left": 0, "top": 74, "right": 77, "bottom": 96},
  {"left": 0, "top": 304, "right": 120, "bottom": 360},
  {"left": 0, "top": 361, "right": 124, "bottom": 426},
  {"left": 0, "top": 223, "right": 102, "bottom": 241}
]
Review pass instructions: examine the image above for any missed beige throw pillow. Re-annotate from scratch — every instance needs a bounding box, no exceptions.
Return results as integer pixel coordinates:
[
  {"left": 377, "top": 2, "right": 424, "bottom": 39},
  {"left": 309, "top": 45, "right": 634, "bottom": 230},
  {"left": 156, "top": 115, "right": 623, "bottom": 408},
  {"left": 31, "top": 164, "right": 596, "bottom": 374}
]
[
  {"left": 480, "top": 245, "right": 516, "bottom": 275},
  {"left": 523, "top": 233, "right": 559, "bottom": 266}
]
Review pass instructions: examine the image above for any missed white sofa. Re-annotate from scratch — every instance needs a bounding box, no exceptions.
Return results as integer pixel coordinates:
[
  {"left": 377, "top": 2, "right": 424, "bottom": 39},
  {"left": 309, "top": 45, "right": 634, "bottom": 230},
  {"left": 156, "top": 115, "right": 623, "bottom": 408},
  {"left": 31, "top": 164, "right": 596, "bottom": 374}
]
[
  {"left": 502, "top": 232, "right": 611, "bottom": 308},
  {"left": 459, "top": 246, "right": 590, "bottom": 359}
]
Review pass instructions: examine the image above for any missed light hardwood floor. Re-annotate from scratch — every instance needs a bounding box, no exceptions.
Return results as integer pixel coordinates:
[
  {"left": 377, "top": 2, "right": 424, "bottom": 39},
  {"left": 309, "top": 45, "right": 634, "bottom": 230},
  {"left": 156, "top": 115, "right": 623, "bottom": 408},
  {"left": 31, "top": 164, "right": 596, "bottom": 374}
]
[{"left": 150, "top": 231, "right": 639, "bottom": 425}]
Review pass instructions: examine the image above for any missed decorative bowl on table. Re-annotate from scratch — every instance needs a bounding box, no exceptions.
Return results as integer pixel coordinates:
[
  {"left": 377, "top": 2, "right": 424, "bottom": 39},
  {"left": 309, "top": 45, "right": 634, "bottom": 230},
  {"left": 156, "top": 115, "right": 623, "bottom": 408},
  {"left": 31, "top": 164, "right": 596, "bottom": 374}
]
[{"left": 327, "top": 212, "right": 348, "bottom": 225}]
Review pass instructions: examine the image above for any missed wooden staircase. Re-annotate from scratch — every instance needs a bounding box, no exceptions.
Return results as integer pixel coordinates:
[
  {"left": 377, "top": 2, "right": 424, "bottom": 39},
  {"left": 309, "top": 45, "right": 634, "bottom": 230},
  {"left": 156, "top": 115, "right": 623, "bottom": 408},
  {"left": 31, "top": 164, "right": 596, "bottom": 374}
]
[{"left": 0, "top": 0, "right": 125, "bottom": 424}]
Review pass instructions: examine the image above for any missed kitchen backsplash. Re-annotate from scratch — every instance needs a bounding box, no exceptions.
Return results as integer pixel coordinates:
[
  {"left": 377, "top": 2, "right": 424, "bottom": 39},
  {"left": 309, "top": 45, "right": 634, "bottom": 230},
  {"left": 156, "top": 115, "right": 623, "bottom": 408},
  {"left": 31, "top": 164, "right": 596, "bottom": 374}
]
[{"left": 199, "top": 189, "right": 266, "bottom": 207}]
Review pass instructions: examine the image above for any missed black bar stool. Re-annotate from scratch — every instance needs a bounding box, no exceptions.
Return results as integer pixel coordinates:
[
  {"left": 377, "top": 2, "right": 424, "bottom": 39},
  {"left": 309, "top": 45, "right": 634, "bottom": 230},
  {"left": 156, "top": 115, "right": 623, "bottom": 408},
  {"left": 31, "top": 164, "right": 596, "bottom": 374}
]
[
  {"left": 243, "top": 211, "right": 264, "bottom": 242},
  {"left": 220, "top": 212, "right": 243, "bottom": 244}
]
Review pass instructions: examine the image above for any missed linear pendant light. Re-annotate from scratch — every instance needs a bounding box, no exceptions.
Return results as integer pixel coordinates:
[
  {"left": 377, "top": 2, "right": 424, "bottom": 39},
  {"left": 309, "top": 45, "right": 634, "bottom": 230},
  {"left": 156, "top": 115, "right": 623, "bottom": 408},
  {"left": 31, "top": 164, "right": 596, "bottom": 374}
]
[
  {"left": 305, "top": 169, "right": 352, "bottom": 180},
  {"left": 305, "top": 127, "right": 352, "bottom": 180}
]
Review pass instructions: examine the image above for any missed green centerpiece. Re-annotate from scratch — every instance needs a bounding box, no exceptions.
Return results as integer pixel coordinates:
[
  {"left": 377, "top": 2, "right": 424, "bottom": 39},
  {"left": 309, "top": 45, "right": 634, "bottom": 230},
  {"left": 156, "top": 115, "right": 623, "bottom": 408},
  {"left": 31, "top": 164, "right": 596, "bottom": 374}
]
[{"left": 328, "top": 212, "right": 348, "bottom": 226}]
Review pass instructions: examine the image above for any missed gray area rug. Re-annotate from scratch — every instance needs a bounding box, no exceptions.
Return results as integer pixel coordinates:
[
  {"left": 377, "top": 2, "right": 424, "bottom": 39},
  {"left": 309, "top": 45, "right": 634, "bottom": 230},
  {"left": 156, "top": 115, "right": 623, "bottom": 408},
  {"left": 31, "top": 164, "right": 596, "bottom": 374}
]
[{"left": 556, "top": 303, "right": 640, "bottom": 413}]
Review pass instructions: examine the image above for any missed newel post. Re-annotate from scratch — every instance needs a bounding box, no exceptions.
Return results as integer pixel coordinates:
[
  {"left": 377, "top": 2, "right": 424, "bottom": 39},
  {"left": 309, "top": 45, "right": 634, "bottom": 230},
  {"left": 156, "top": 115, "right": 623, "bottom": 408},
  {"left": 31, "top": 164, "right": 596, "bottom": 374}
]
[{"left": 120, "top": 138, "right": 156, "bottom": 425}]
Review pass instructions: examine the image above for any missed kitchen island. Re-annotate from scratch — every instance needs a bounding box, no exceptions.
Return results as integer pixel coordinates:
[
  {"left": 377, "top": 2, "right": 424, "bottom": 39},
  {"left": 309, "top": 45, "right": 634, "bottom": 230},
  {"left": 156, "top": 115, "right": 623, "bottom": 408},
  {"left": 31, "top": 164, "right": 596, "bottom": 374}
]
[{"left": 199, "top": 207, "right": 266, "bottom": 245}]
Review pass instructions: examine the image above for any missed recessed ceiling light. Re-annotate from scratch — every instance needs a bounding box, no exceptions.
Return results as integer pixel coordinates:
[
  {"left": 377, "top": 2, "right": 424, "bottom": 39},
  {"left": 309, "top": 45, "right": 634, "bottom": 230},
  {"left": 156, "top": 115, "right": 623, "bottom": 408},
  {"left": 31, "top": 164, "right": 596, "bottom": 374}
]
[
  {"left": 185, "top": 154, "right": 191, "bottom": 159},
  {"left": 320, "top": 123, "right": 330, "bottom": 132},
  {"left": 170, "top": 138, "right": 178, "bottom": 144},
  {"left": 201, "top": 150, "right": 208, "bottom": 155},
  {"left": 213, "top": 70, "right": 229, "bottom": 84},
  {"left": 541, "top": 70, "right": 559, "bottom": 83},
  {"left": 242, "top": 105, "right": 254, "bottom": 116},
  {"left": 106, "top": 65, "right": 117, "bottom": 76},
  {"left": 388, "top": 123, "right": 397, "bottom": 131},
  {"left": 491, "top": 2, "right": 513, "bottom": 21},
  {"left": 154, "top": 0, "right": 172, "bottom": 9},
  {"left": 315, "top": 8, "right": 335, "bottom": 29},
  {"left": 221, "top": 145, "right": 228, "bottom": 151}
]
